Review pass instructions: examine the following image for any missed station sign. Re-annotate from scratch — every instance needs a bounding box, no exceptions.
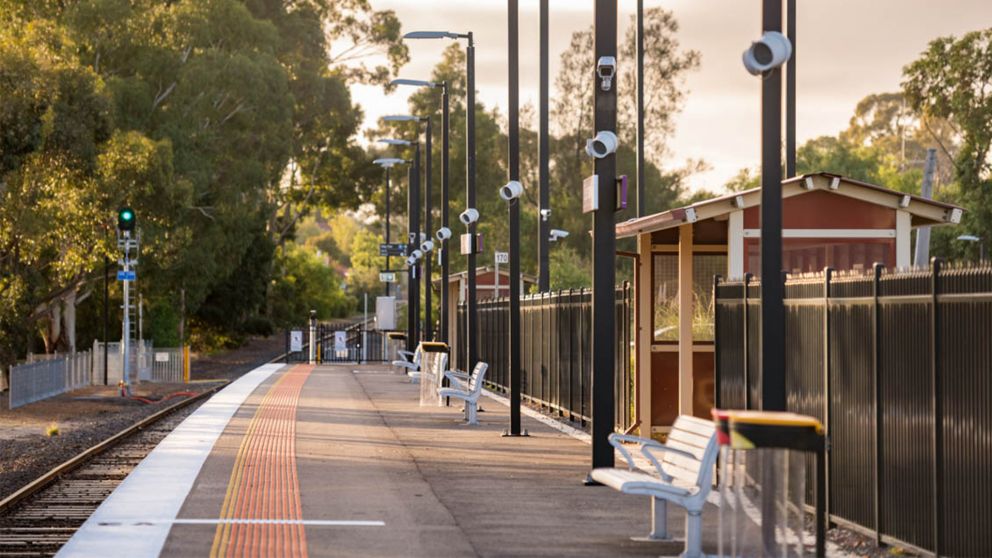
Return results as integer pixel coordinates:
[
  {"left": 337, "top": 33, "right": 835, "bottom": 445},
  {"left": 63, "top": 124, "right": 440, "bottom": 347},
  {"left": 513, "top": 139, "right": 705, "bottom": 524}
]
[
  {"left": 117, "top": 270, "right": 136, "bottom": 281},
  {"left": 379, "top": 243, "right": 408, "bottom": 257},
  {"left": 379, "top": 272, "right": 397, "bottom": 283}
]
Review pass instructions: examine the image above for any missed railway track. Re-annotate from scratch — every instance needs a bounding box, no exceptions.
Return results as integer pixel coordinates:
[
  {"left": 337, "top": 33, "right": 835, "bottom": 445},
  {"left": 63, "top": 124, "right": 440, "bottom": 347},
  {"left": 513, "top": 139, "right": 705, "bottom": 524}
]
[{"left": 0, "top": 386, "right": 222, "bottom": 557}]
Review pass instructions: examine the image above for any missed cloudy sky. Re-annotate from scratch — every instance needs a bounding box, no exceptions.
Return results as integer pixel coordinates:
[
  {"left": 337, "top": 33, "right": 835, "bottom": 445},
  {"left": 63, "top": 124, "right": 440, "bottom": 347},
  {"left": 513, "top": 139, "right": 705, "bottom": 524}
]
[{"left": 352, "top": 0, "right": 992, "bottom": 192}]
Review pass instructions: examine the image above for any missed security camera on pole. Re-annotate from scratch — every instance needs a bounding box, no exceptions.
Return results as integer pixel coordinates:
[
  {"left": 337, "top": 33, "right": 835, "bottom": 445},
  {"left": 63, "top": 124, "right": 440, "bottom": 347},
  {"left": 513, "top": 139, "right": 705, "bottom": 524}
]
[
  {"left": 391, "top": 77, "right": 451, "bottom": 346},
  {"left": 116, "top": 207, "right": 138, "bottom": 391},
  {"left": 404, "top": 28, "right": 478, "bottom": 372},
  {"left": 587, "top": 0, "right": 618, "bottom": 479},
  {"left": 742, "top": 2, "right": 793, "bottom": 413}
]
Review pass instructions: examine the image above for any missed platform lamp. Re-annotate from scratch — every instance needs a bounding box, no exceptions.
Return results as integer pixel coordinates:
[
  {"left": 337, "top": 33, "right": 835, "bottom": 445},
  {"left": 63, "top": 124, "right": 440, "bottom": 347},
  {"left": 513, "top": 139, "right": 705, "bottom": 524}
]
[
  {"left": 373, "top": 158, "right": 407, "bottom": 297},
  {"left": 403, "top": 29, "right": 479, "bottom": 373},
  {"left": 391, "top": 78, "right": 451, "bottom": 348},
  {"left": 385, "top": 115, "right": 434, "bottom": 343},
  {"left": 379, "top": 138, "right": 421, "bottom": 352}
]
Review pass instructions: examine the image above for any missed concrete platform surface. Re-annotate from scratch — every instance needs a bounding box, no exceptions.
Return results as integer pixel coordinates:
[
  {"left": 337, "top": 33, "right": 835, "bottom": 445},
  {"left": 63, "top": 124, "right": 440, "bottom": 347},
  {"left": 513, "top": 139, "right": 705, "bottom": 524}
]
[{"left": 61, "top": 362, "right": 722, "bottom": 557}]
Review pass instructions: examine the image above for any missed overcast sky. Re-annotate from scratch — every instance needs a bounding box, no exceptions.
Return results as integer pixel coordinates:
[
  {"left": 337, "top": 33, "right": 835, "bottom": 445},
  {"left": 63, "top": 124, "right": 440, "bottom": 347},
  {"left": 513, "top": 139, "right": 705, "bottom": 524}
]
[{"left": 352, "top": 0, "right": 992, "bottom": 192}]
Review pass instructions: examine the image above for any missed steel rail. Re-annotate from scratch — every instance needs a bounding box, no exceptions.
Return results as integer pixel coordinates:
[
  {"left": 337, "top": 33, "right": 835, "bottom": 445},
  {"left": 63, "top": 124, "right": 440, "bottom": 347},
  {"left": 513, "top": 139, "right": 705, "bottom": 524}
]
[{"left": 0, "top": 380, "right": 228, "bottom": 516}]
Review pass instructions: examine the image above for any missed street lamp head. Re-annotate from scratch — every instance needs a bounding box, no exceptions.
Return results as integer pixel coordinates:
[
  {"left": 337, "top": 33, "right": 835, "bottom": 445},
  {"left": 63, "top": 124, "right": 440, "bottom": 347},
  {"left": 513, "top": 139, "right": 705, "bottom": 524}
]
[
  {"left": 373, "top": 158, "right": 406, "bottom": 168},
  {"left": 391, "top": 78, "right": 437, "bottom": 89},
  {"left": 404, "top": 31, "right": 461, "bottom": 40},
  {"left": 383, "top": 115, "right": 422, "bottom": 122},
  {"left": 378, "top": 138, "right": 413, "bottom": 146},
  {"left": 958, "top": 234, "right": 982, "bottom": 242}
]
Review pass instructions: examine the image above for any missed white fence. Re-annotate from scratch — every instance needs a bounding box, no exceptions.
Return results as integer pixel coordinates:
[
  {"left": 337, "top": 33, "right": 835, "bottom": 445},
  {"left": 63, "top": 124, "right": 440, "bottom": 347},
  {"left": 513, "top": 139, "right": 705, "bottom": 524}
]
[
  {"left": 150, "top": 347, "right": 186, "bottom": 383},
  {"left": 92, "top": 340, "right": 153, "bottom": 385},
  {"left": 9, "top": 350, "right": 93, "bottom": 409},
  {"left": 8, "top": 343, "right": 189, "bottom": 409}
]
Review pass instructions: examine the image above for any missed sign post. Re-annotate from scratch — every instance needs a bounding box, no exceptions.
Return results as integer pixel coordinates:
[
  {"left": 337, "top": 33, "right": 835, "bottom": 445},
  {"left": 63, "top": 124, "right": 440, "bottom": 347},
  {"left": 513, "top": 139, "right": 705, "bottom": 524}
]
[{"left": 494, "top": 251, "right": 508, "bottom": 298}]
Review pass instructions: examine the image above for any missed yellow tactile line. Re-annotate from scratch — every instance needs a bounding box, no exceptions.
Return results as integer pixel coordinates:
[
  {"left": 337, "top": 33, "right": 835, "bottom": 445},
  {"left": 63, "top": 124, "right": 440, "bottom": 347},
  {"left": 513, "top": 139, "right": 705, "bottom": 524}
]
[{"left": 209, "top": 365, "right": 310, "bottom": 558}]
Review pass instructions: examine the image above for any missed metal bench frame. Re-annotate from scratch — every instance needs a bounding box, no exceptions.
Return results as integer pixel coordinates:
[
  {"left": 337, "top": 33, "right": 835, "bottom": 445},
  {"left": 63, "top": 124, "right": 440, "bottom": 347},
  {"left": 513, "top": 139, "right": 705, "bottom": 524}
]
[
  {"left": 391, "top": 346, "right": 423, "bottom": 383},
  {"left": 591, "top": 415, "right": 718, "bottom": 558},
  {"left": 438, "top": 362, "right": 488, "bottom": 425}
]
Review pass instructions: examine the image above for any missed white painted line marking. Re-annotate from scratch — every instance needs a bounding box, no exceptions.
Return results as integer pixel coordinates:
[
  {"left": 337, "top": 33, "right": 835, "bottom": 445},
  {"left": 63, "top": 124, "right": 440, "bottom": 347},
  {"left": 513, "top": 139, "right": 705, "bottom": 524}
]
[
  {"left": 57, "top": 364, "right": 285, "bottom": 558},
  {"left": 98, "top": 519, "right": 385, "bottom": 527}
]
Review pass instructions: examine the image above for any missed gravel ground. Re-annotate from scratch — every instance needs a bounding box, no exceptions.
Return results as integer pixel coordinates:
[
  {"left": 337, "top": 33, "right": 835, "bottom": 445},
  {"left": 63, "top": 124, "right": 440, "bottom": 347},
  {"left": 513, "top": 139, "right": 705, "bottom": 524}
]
[{"left": 0, "top": 335, "right": 284, "bottom": 501}]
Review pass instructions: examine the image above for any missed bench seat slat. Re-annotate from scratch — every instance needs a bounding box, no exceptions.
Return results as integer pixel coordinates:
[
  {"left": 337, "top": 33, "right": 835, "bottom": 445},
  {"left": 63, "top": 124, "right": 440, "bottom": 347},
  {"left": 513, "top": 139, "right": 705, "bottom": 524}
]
[
  {"left": 666, "top": 428, "right": 712, "bottom": 451},
  {"left": 590, "top": 469, "right": 696, "bottom": 497},
  {"left": 670, "top": 416, "right": 715, "bottom": 438},
  {"left": 664, "top": 438, "right": 709, "bottom": 461}
]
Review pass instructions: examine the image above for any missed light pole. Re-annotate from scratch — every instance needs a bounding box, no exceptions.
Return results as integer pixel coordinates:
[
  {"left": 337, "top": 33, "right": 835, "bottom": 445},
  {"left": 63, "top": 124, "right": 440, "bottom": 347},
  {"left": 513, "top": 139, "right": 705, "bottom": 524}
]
[
  {"left": 538, "top": 0, "right": 551, "bottom": 290},
  {"left": 373, "top": 158, "right": 407, "bottom": 297},
  {"left": 404, "top": 30, "right": 478, "bottom": 373},
  {"left": 386, "top": 115, "right": 433, "bottom": 341},
  {"left": 392, "top": 79, "right": 451, "bottom": 347},
  {"left": 589, "top": 0, "right": 619, "bottom": 475},
  {"left": 380, "top": 138, "right": 421, "bottom": 352},
  {"left": 504, "top": 0, "right": 525, "bottom": 437}
]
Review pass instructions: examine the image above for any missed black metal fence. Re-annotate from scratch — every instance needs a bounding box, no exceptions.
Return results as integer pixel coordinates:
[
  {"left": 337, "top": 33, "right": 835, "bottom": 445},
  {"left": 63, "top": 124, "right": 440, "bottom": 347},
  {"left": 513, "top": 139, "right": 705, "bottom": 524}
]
[
  {"left": 715, "top": 262, "right": 992, "bottom": 556},
  {"left": 285, "top": 320, "right": 399, "bottom": 363},
  {"left": 456, "top": 284, "right": 633, "bottom": 432}
]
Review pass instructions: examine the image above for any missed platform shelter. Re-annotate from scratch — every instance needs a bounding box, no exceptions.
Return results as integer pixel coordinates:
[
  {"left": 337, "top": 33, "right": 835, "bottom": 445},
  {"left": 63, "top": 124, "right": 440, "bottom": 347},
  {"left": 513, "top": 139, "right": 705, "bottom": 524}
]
[{"left": 617, "top": 172, "right": 963, "bottom": 436}]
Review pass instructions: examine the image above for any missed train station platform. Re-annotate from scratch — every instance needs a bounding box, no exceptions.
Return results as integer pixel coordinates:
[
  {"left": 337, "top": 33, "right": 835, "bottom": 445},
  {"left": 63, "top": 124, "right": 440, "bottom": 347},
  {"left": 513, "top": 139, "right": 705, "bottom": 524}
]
[{"left": 56, "top": 362, "right": 719, "bottom": 558}]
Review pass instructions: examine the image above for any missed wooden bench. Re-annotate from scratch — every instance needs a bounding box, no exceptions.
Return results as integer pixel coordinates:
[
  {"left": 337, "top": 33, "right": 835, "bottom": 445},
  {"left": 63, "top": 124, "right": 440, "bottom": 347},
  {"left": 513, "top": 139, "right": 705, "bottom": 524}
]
[
  {"left": 591, "top": 415, "right": 718, "bottom": 558},
  {"left": 391, "top": 345, "right": 423, "bottom": 383},
  {"left": 437, "top": 362, "right": 488, "bottom": 425}
]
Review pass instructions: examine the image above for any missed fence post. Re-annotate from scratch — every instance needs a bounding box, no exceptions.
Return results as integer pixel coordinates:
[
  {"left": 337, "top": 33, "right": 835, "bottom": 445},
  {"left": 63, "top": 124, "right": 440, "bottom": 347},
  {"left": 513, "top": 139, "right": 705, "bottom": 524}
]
[
  {"left": 871, "top": 263, "right": 883, "bottom": 544},
  {"left": 743, "top": 273, "right": 752, "bottom": 409},
  {"left": 930, "top": 257, "right": 944, "bottom": 557},
  {"left": 713, "top": 275, "right": 722, "bottom": 410},
  {"left": 823, "top": 267, "right": 834, "bottom": 524}
]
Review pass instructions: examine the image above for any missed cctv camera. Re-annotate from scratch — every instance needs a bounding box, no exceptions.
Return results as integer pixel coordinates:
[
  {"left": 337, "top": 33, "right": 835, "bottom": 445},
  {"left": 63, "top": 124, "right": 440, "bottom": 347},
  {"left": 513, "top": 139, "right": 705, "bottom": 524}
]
[
  {"left": 540, "top": 208, "right": 551, "bottom": 221},
  {"left": 549, "top": 229, "right": 569, "bottom": 242},
  {"left": 586, "top": 131, "right": 619, "bottom": 159},
  {"left": 459, "top": 208, "right": 480, "bottom": 225},
  {"left": 420, "top": 239, "right": 434, "bottom": 252},
  {"left": 742, "top": 31, "right": 792, "bottom": 76},
  {"left": 499, "top": 180, "right": 524, "bottom": 201},
  {"left": 597, "top": 56, "right": 617, "bottom": 91},
  {"left": 406, "top": 255, "right": 417, "bottom": 266},
  {"left": 436, "top": 227, "right": 452, "bottom": 241}
]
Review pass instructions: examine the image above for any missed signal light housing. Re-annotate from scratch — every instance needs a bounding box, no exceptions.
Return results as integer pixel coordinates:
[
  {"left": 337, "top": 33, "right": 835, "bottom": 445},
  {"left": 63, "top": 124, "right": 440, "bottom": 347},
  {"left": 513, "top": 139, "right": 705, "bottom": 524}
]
[{"left": 117, "top": 207, "right": 136, "bottom": 232}]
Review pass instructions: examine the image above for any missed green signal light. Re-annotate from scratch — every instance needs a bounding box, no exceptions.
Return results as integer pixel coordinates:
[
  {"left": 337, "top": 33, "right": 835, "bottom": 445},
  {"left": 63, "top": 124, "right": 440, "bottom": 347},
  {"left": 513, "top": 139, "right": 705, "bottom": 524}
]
[{"left": 117, "top": 207, "right": 136, "bottom": 231}]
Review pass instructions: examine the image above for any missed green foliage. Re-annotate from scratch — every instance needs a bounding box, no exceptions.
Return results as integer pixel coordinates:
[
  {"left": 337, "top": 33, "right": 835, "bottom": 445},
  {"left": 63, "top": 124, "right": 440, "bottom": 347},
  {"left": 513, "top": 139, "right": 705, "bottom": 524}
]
[
  {"left": 0, "top": 1, "right": 409, "bottom": 362},
  {"left": 549, "top": 246, "right": 591, "bottom": 291},
  {"left": 269, "top": 244, "right": 352, "bottom": 327},
  {"left": 903, "top": 29, "right": 992, "bottom": 260}
]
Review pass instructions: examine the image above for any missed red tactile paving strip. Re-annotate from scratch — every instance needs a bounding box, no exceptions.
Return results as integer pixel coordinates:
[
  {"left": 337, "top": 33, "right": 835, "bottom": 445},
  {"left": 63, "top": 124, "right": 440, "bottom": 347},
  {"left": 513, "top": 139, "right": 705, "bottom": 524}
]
[{"left": 210, "top": 364, "right": 313, "bottom": 558}]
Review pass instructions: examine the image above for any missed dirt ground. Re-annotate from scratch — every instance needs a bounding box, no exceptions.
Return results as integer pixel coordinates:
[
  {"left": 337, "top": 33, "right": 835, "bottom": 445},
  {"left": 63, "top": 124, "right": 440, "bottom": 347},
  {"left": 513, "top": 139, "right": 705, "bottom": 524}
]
[{"left": 0, "top": 335, "right": 284, "bottom": 501}]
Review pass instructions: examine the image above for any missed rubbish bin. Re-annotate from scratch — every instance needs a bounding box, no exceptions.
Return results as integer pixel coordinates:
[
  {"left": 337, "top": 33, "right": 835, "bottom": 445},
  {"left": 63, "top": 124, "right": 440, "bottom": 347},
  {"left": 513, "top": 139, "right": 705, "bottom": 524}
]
[{"left": 714, "top": 410, "right": 826, "bottom": 558}]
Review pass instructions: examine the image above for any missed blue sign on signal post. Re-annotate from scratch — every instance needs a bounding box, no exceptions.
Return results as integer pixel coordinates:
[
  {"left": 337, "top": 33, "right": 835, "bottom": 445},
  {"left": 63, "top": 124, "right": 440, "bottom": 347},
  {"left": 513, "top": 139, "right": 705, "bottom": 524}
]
[{"left": 117, "top": 270, "right": 136, "bottom": 281}]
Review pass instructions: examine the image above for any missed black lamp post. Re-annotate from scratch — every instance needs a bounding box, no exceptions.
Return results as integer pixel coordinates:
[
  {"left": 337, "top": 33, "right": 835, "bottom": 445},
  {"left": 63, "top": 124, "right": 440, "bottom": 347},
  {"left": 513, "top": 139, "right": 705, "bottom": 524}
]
[
  {"left": 386, "top": 115, "right": 433, "bottom": 342},
  {"left": 373, "top": 158, "right": 407, "bottom": 297},
  {"left": 538, "top": 0, "right": 551, "bottom": 291},
  {"left": 589, "top": 0, "right": 619, "bottom": 474},
  {"left": 392, "top": 79, "right": 451, "bottom": 346},
  {"left": 380, "top": 138, "right": 421, "bottom": 352},
  {"left": 404, "top": 30, "right": 478, "bottom": 372},
  {"left": 504, "top": 0, "right": 525, "bottom": 436}
]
